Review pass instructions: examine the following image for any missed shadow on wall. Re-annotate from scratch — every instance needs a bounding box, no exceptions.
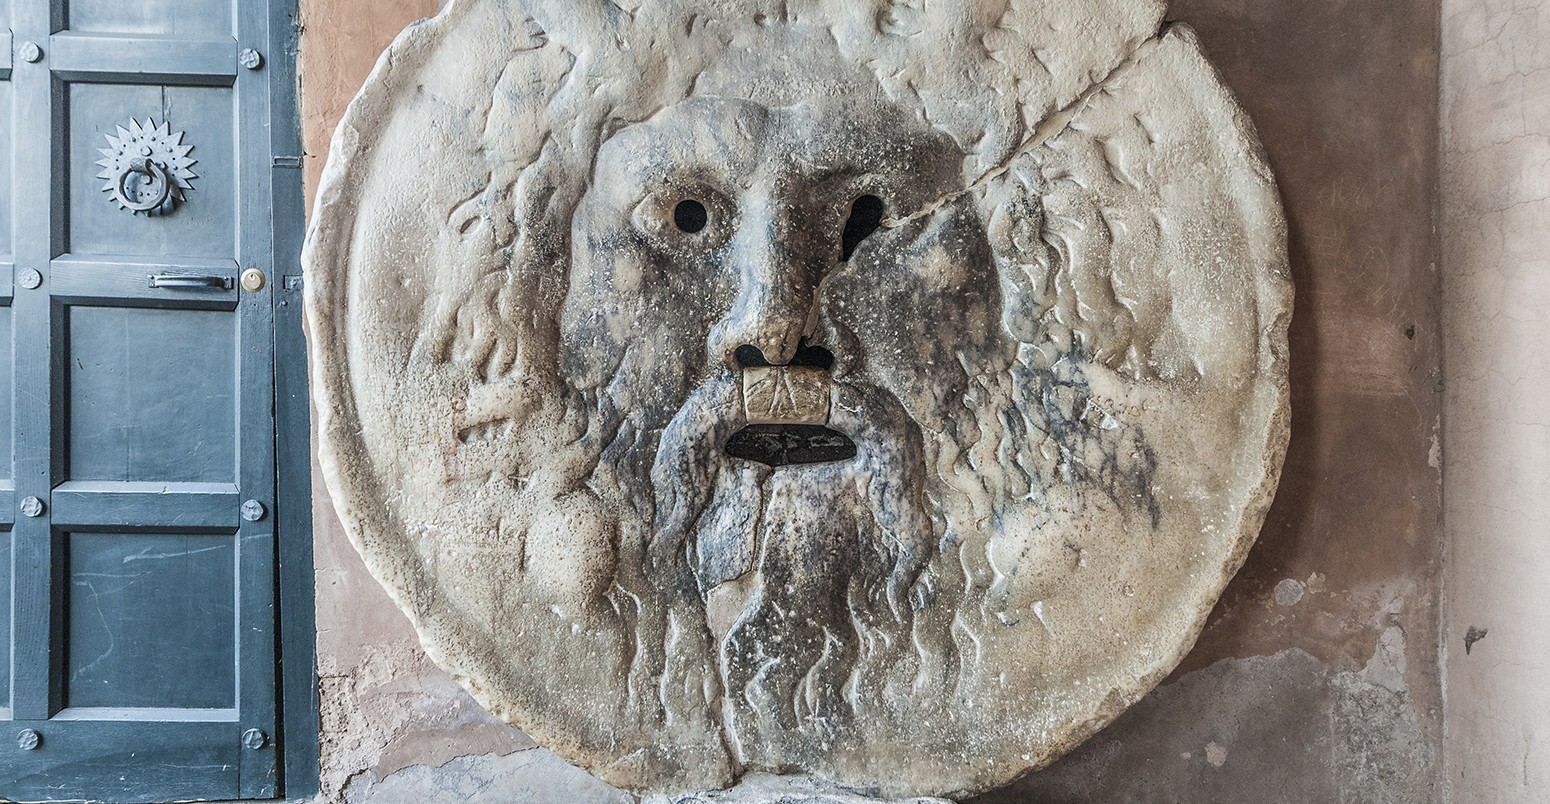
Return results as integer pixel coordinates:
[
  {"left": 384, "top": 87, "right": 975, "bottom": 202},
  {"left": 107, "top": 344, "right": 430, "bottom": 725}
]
[{"left": 971, "top": 632, "right": 1426, "bottom": 802}]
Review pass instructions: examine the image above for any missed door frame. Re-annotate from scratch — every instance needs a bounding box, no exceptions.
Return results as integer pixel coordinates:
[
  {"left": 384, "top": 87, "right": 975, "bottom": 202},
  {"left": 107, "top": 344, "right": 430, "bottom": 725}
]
[{"left": 267, "top": 0, "right": 320, "bottom": 797}]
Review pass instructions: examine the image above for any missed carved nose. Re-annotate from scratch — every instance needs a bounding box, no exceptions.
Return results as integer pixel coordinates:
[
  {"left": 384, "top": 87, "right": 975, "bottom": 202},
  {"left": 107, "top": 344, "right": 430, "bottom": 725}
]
[
  {"left": 711, "top": 193, "right": 884, "bottom": 368},
  {"left": 718, "top": 286, "right": 816, "bottom": 366},
  {"left": 711, "top": 206, "right": 826, "bottom": 367}
]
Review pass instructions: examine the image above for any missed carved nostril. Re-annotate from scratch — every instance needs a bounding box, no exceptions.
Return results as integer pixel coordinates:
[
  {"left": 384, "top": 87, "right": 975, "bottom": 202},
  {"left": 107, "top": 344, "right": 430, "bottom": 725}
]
[
  {"left": 734, "top": 344, "right": 770, "bottom": 368},
  {"left": 734, "top": 341, "right": 834, "bottom": 369},
  {"left": 791, "top": 342, "right": 835, "bottom": 369}
]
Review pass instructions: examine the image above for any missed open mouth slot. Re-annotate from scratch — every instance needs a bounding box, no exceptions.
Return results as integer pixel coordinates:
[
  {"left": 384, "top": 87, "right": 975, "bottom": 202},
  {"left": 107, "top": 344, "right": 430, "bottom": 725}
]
[{"left": 725, "top": 424, "right": 857, "bottom": 467}]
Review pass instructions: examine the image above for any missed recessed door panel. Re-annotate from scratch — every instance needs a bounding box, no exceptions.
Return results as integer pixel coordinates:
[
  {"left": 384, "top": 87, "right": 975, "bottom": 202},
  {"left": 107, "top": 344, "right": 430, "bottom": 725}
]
[
  {"left": 67, "top": 83, "right": 235, "bottom": 260},
  {"left": 1, "top": 531, "right": 11, "bottom": 716},
  {"left": 64, "top": 532, "right": 237, "bottom": 710},
  {"left": 67, "top": 306, "right": 236, "bottom": 483},
  {"left": 0, "top": 81, "right": 12, "bottom": 257},
  {"left": 0, "top": 307, "right": 12, "bottom": 475},
  {"left": 66, "top": 0, "right": 232, "bottom": 38}
]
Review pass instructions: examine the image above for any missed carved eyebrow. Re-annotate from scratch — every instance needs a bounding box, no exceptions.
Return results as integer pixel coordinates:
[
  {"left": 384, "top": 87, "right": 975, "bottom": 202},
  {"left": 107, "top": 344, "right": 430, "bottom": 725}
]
[{"left": 784, "top": 154, "right": 849, "bottom": 181}]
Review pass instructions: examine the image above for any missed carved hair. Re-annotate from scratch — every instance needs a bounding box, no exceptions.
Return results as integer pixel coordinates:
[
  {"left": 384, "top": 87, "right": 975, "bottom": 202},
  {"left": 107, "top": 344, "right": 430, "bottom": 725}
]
[{"left": 403, "top": 3, "right": 1174, "bottom": 758}]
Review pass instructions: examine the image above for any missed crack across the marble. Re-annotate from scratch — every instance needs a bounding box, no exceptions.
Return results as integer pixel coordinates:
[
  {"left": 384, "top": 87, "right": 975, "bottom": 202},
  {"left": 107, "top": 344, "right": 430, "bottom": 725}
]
[{"left": 882, "top": 26, "right": 1168, "bottom": 230}]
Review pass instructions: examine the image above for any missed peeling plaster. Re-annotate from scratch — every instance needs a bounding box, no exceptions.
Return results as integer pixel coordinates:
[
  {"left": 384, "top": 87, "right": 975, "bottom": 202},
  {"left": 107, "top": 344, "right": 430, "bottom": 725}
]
[
  {"left": 310, "top": 538, "right": 535, "bottom": 801},
  {"left": 345, "top": 750, "right": 631, "bottom": 804},
  {"left": 1275, "top": 578, "right": 1308, "bottom": 607}
]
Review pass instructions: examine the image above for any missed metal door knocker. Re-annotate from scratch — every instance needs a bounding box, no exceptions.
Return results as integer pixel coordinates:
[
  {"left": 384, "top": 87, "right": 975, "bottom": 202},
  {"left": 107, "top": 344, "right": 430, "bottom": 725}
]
[{"left": 95, "top": 118, "right": 198, "bottom": 216}]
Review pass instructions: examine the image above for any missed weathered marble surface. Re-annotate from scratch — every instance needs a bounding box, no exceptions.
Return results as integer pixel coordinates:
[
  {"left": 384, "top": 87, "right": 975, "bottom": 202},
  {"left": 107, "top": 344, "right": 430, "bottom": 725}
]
[
  {"left": 647, "top": 773, "right": 951, "bottom": 804},
  {"left": 304, "top": 0, "right": 1291, "bottom": 799}
]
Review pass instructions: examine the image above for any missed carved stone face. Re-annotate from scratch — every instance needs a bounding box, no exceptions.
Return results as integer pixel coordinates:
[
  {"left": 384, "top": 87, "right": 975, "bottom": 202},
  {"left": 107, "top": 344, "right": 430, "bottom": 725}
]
[
  {"left": 562, "top": 95, "right": 973, "bottom": 385},
  {"left": 560, "top": 92, "right": 991, "bottom": 479},
  {"left": 558, "top": 88, "right": 1010, "bottom": 739},
  {"left": 306, "top": 1, "right": 1293, "bottom": 800}
]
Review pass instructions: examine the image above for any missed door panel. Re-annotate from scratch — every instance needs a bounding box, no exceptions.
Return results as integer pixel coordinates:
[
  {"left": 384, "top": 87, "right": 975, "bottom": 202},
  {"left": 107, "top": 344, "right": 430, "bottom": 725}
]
[
  {"left": 66, "top": 305, "right": 237, "bottom": 483},
  {"left": 66, "top": 0, "right": 231, "bottom": 38},
  {"left": 65, "top": 531, "right": 237, "bottom": 710},
  {"left": 0, "top": 532, "right": 10, "bottom": 717},
  {"left": 0, "top": 303, "right": 13, "bottom": 715},
  {"left": 5, "top": 722, "right": 242, "bottom": 802},
  {"left": 0, "top": 307, "right": 11, "bottom": 471},
  {"left": 0, "top": 81, "right": 11, "bottom": 256},
  {"left": 66, "top": 83, "right": 236, "bottom": 259},
  {"left": 1, "top": 9, "right": 12, "bottom": 724}
]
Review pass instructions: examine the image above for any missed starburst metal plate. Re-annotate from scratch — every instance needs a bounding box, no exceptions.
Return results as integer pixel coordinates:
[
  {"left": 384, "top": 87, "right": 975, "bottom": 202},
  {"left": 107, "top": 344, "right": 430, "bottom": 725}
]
[{"left": 96, "top": 119, "right": 198, "bottom": 216}]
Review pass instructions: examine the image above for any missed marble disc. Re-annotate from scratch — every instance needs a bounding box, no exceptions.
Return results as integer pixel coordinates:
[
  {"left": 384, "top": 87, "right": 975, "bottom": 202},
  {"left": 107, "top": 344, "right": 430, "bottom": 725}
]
[{"left": 305, "top": 0, "right": 1292, "bottom": 798}]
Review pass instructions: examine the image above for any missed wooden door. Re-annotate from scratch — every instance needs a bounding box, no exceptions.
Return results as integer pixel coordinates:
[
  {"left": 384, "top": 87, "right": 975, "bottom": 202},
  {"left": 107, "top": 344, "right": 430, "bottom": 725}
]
[{"left": 2, "top": 0, "right": 300, "bottom": 799}]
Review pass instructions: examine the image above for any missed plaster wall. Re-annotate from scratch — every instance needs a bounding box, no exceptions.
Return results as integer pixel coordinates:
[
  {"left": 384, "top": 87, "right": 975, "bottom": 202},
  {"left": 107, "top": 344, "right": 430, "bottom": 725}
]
[
  {"left": 1440, "top": 0, "right": 1550, "bottom": 801},
  {"left": 296, "top": 1, "right": 1446, "bottom": 800}
]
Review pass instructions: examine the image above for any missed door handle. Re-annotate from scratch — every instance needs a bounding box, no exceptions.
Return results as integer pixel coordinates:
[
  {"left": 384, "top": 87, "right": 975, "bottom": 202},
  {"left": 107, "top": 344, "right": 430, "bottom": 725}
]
[
  {"left": 115, "top": 157, "right": 174, "bottom": 213},
  {"left": 148, "top": 273, "right": 233, "bottom": 290}
]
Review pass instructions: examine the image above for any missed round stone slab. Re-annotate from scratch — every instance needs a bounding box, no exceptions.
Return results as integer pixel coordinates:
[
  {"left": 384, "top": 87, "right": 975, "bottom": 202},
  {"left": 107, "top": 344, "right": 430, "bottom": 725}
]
[
  {"left": 305, "top": 0, "right": 1292, "bottom": 799},
  {"left": 647, "top": 773, "right": 953, "bottom": 804}
]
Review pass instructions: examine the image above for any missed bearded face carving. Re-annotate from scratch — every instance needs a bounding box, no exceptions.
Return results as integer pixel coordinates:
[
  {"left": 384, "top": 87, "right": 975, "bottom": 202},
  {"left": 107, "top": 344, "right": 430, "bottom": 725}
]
[{"left": 306, "top": 1, "right": 1292, "bottom": 800}]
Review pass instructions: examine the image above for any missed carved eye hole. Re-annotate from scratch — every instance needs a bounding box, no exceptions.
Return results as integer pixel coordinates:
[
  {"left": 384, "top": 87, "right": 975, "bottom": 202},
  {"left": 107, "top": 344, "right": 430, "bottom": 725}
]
[
  {"left": 632, "top": 189, "right": 729, "bottom": 250},
  {"left": 674, "top": 199, "right": 709, "bottom": 234},
  {"left": 841, "top": 194, "right": 886, "bottom": 261}
]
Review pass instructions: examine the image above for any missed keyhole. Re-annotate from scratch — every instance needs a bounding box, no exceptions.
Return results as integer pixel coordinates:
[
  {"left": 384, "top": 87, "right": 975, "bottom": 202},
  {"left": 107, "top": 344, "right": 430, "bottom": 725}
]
[{"left": 841, "top": 194, "right": 885, "bottom": 261}]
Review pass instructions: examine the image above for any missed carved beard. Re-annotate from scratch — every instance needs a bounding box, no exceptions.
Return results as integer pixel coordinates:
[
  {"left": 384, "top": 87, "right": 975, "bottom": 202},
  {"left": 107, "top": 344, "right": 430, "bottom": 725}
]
[
  {"left": 547, "top": 214, "right": 1159, "bottom": 754},
  {"left": 660, "top": 376, "right": 937, "bottom": 748},
  {"left": 572, "top": 352, "right": 966, "bottom": 754}
]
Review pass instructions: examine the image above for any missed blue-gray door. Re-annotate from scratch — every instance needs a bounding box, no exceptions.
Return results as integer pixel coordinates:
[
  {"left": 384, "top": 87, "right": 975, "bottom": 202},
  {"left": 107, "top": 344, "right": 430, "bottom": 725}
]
[{"left": 2, "top": 1, "right": 290, "bottom": 799}]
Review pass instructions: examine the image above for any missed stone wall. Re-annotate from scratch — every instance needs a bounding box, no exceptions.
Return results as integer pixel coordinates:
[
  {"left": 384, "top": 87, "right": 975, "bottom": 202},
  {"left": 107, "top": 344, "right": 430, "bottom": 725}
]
[{"left": 296, "top": 1, "right": 1447, "bottom": 800}]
